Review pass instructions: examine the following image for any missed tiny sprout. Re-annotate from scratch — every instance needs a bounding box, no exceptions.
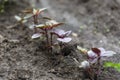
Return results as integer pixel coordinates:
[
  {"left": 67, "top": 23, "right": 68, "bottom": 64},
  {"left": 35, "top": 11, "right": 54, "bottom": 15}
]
[
  {"left": 76, "top": 47, "right": 117, "bottom": 80},
  {"left": 31, "top": 19, "right": 66, "bottom": 53},
  {"left": 87, "top": 47, "right": 116, "bottom": 63},
  {"left": 87, "top": 47, "right": 116, "bottom": 80}
]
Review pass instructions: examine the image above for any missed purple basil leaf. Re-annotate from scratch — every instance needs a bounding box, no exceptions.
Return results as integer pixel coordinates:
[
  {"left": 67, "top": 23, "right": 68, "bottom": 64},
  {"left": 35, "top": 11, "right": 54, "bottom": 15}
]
[
  {"left": 65, "top": 30, "right": 72, "bottom": 36},
  {"left": 92, "top": 48, "right": 101, "bottom": 56},
  {"left": 57, "top": 37, "right": 72, "bottom": 43},
  {"left": 54, "top": 29, "right": 65, "bottom": 36},
  {"left": 53, "top": 29, "right": 71, "bottom": 37}
]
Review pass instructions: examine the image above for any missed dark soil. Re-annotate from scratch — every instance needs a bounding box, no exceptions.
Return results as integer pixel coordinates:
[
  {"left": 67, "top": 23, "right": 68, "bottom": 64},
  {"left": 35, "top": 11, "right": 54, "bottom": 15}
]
[{"left": 0, "top": 0, "right": 120, "bottom": 80}]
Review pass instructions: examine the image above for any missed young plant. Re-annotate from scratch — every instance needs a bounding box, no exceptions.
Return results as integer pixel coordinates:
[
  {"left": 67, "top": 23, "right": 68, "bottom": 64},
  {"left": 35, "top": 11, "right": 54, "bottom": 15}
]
[
  {"left": 32, "top": 19, "right": 72, "bottom": 53},
  {"left": 13, "top": 7, "right": 72, "bottom": 53},
  {"left": 32, "top": 19, "right": 63, "bottom": 45},
  {"left": 75, "top": 46, "right": 116, "bottom": 80},
  {"left": 9, "top": 8, "right": 46, "bottom": 29},
  {"left": 51, "top": 29, "right": 72, "bottom": 53}
]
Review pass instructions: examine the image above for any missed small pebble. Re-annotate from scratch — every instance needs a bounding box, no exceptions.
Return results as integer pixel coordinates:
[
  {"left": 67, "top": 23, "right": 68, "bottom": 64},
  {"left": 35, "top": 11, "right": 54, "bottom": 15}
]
[
  {"left": 0, "top": 34, "right": 5, "bottom": 43},
  {"left": 72, "top": 32, "right": 78, "bottom": 37}
]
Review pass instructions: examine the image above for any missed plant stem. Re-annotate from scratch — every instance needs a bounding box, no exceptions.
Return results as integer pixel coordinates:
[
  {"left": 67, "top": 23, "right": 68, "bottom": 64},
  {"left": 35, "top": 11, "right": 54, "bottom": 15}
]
[
  {"left": 95, "top": 57, "right": 101, "bottom": 80},
  {"left": 33, "top": 15, "right": 38, "bottom": 33},
  {"left": 50, "top": 33, "right": 53, "bottom": 46},
  {"left": 59, "top": 42, "right": 63, "bottom": 54},
  {"left": 45, "top": 29, "right": 49, "bottom": 48},
  {"left": 50, "top": 33, "right": 53, "bottom": 53}
]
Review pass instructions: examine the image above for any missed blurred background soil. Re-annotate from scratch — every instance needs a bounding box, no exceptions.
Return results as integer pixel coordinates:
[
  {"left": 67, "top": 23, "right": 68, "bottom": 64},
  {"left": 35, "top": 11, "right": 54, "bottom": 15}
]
[{"left": 0, "top": 0, "right": 120, "bottom": 80}]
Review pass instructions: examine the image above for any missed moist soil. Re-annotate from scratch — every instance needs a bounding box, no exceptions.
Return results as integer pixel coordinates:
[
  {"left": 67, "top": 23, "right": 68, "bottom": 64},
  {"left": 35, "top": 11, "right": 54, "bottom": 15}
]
[{"left": 0, "top": 0, "right": 120, "bottom": 80}]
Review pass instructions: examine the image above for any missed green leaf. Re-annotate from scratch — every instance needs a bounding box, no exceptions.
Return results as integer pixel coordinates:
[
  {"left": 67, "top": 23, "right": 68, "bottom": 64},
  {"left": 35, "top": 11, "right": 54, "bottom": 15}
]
[
  {"left": 104, "top": 62, "right": 120, "bottom": 72},
  {"left": 104, "top": 62, "right": 114, "bottom": 67}
]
